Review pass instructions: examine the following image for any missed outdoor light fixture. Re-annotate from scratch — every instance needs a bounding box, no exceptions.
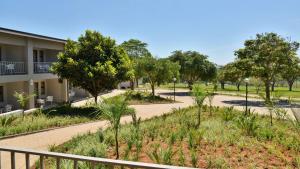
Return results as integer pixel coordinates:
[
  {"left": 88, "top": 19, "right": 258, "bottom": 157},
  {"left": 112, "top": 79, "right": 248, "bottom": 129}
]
[
  {"left": 29, "top": 79, "right": 33, "bottom": 86},
  {"left": 173, "top": 77, "right": 177, "bottom": 102},
  {"left": 244, "top": 78, "right": 250, "bottom": 115}
]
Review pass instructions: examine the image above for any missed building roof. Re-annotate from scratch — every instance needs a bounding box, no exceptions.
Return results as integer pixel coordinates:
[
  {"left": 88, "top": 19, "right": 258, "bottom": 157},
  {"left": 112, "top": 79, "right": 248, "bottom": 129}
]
[{"left": 0, "top": 27, "right": 67, "bottom": 43}]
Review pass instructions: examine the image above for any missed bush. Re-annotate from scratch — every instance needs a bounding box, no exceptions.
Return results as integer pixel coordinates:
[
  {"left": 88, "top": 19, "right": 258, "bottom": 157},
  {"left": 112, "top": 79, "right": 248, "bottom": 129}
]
[
  {"left": 221, "top": 106, "right": 235, "bottom": 122},
  {"left": 235, "top": 114, "right": 259, "bottom": 136}
]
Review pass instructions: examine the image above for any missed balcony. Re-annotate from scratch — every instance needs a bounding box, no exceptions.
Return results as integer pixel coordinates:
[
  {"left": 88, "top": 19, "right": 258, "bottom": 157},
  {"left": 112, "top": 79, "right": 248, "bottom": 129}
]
[
  {"left": 34, "top": 62, "right": 53, "bottom": 74},
  {"left": 0, "top": 61, "right": 27, "bottom": 75}
]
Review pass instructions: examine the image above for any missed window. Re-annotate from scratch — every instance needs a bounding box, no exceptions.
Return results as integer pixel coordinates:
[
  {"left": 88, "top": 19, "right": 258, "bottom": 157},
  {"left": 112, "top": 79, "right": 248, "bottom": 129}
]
[
  {"left": 41, "top": 81, "right": 45, "bottom": 95},
  {"left": 0, "top": 86, "right": 3, "bottom": 102}
]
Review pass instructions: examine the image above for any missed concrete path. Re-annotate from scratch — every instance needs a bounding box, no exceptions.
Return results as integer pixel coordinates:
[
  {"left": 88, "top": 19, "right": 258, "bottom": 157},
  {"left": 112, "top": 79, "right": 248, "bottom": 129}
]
[
  {"left": 0, "top": 89, "right": 194, "bottom": 169},
  {"left": 0, "top": 89, "right": 295, "bottom": 168}
]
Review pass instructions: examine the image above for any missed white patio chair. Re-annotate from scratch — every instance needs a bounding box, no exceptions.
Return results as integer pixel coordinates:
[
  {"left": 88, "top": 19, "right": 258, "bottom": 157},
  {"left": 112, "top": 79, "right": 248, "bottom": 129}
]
[
  {"left": 6, "top": 64, "right": 15, "bottom": 74},
  {"left": 46, "top": 96, "right": 54, "bottom": 105}
]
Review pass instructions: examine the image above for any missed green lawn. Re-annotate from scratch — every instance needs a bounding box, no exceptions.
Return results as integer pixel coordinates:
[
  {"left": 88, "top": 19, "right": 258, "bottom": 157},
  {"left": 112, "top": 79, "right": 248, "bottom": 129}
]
[
  {"left": 160, "top": 82, "right": 300, "bottom": 98},
  {"left": 45, "top": 106, "right": 300, "bottom": 168}
]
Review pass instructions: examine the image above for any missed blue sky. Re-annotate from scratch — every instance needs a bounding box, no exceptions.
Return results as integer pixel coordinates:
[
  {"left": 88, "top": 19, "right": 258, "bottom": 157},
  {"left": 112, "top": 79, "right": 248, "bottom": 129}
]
[{"left": 1, "top": 0, "right": 300, "bottom": 65}]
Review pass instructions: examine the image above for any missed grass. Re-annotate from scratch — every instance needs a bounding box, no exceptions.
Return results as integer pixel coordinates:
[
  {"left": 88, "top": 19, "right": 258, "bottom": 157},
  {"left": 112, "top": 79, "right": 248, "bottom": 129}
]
[
  {"left": 0, "top": 105, "right": 98, "bottom": 137},
  {"left": 44, "top": 106, "right": 300, "bottom": 168},
  {"left": 108, "top": 90, "right": 176, "bottom": 105},
  {"left": 160, "top": 82, "right": 300, "bottom": 98}
]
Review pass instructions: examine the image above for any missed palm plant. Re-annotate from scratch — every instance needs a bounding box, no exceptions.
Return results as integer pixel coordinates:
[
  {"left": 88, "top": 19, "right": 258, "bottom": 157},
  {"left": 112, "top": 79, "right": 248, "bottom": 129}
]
[
  {"left": 192, "top": 84, "right": 208, "bottom": 128},
  {"left": 14, "top": 92, "right": 34, "bottom": 119},
  {"left": 95, "top": 96, "right": 134, "bottom": 159}
]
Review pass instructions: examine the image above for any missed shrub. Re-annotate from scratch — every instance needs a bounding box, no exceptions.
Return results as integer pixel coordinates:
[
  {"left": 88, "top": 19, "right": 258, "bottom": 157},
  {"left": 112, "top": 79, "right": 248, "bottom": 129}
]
[
  {"left": 257, "top": 126, "right": 275, "bottom": 141},
  {"left": 221, "top": 106, "right": 235, "bottom": 122},
  {"left": 235, "top": 114, "right": 259, "bottom": 136}
]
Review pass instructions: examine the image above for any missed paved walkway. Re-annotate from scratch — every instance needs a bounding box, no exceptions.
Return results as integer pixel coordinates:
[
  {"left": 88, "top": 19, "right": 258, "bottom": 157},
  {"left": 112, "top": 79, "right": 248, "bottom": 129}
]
[{"left": 0, "top": 89, "right": 295, "bottom": 168}]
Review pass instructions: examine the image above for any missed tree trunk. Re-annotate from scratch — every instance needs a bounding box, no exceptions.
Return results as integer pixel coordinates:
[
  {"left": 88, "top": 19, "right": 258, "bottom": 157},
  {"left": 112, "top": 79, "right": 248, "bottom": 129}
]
[
  {"left": 135, "top": 78, "right": 139, "bottom": 88},
  {"left": 271, "top": 81, "right": 275, "bottom": 92},
  {"left": 151, "top": 84, "right": 155, "bottom": 97},
  {"left": 288, "top": 81, "right": 293, "bottom": 91},
  {"left": 94, "top": 95, "right": 98, "bottom": 104},
  {"left": 188, "top": 81, "right": 193, "bottom": 90},
  {"left": 130, "top": 80, "right": 135, "bottom": 90},
  {"left": 236, "top": 83, "right": 240, "bottom": 91},
  {"left": 115, "top": 129, "right": 119, "bottom": 159},
  {"left": 221, "top": 82, "right": 225, "bottom": 89},
  {"left": 265, "top": 82, "right": 270, "bottom": 102}
]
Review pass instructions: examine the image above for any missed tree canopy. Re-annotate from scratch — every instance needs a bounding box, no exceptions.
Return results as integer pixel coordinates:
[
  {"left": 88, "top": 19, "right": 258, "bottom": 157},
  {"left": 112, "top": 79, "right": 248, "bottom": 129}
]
[
  {"left": 234, "top": 32, "right": 299, "bottom": 100},
  {"left": 120, "top": 39, "right": 150, "bottom": 89},
  {"left": 139, "top": 55, "right": 180, "bottom": 96},
  {"left": 169, "top": 50, "right": 217, "bottom": 89},
  {"left": 281, "top": 55, "right": 300, "bottom": 91},
  {"left": 51, "top": 30, "right": 134, "bottom": 103}
]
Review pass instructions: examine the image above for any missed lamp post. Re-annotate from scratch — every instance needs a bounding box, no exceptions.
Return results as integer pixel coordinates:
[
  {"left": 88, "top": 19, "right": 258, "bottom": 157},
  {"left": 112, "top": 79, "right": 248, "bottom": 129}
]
[
  {"left": 173, "top": 77, "right": 177, "bottom": 102},
  {"left": 244, "top": 78, "right": 250, "bottom": 115}
]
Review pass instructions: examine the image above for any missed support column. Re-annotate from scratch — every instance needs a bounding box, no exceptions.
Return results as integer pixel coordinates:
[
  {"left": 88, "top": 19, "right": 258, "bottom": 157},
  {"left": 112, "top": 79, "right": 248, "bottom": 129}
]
[{"left": 26, "top": 39, "right": 35, "bottom": 109}]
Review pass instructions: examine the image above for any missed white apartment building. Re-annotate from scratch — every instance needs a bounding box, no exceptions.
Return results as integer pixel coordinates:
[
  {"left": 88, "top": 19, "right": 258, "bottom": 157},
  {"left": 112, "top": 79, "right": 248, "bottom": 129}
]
[{"left": 0, "top": 27, "right": 71, "bottom": 112}]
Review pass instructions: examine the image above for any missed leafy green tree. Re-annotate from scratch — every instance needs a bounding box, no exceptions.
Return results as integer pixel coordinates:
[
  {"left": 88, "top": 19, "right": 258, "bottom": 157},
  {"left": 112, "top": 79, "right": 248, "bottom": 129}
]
[
  {"left": 156, "top": 59, "right": 180, "bottom": 87},
  {"left": 222, "top": 61, "right": 246, "bottom": 91},
  {"left": 235, "top": 33, "right": 299, "bottom": 100},
  {"left": 281, "top": 56, "right": 300, "bottom": 91},
  {"left": 96, "top": 96, "right": 134, "bottom": 159},
  {"left": 120, "top": 39, "right": 150, "bottom": 89},
  {"left": 192, "top": 84, "right": 208, "bottom": 128},
  {"left": 217, "top": 66, "right": 226, "bottom": 89},
  {"left": 140, "top": 55, "right": 180, "bottom": 96},
  {"left": 14, "top": 92, "right": 34, "bottom": 119},
  {"left": 52, "top": 30, "right": 134, "bottom": 103},
  {"left": 169, "top": 50, "right": 216, "bottom": 90}
]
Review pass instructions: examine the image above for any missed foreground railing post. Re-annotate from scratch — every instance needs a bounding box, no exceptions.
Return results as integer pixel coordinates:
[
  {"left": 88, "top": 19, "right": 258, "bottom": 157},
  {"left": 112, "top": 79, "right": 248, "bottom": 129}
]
[
  {"left": 74, "top": 160, "right": 78, "bottom": 169},
  {"left": 25, "top": 153, "right": 30, "bottom": 169},
  {"left": 91, "top": 162, "right": 95, "bottom": 169},
  {"left": 40, "top": 155, "right": 44, "bottom": 169},
  {"left": 11, "top": 152, "right": 15, "bottom": 169},
  {"left": 56, "top": 157, "right": 61, "bottom": 169}
]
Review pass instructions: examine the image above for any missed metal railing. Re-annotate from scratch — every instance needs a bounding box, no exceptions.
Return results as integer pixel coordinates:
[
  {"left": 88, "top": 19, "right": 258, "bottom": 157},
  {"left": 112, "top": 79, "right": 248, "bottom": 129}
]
[
  {"left": 0, "top": 61, "right": 27, "bottom": 75},
  {"left": 34, "top": 62, "right": 53, "bottom": 73},
  {"left": 0, "top": 146, "right": 197, "bottom": 169}
]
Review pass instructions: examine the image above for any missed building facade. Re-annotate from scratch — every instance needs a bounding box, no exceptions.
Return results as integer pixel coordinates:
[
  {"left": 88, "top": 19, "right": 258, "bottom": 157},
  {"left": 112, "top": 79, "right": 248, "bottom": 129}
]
[{"left": 0, "top": 27, "right": 69, "bottom": 111}]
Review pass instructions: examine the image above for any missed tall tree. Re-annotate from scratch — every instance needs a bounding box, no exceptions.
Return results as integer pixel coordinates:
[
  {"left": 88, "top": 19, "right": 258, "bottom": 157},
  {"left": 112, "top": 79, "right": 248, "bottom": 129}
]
[
  {"left": 169, "top": 50, "right": 216, "bottom": 90},
  {"left": 51, "top": 30, "right": 133, "bottom": 103},
  {"left": 139, "top": 55, "right": 180, "bottom": 96},
  {"left": 120, "top": 39, "right": 150, "bottom": 89},
  {"left": 281, "top": 55, "right": 300, "bottom": 91},
  {"left": 235, "top": 33, "right": 299, "bottom": 100},
  {"left": 222, "top": 61, "right": 246, "bottom": 91}
]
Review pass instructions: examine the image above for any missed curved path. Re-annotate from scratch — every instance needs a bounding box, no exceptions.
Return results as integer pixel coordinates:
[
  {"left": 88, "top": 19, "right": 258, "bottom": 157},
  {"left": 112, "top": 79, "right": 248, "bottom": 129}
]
[{"left": 0, "top": 89, "right": 294, "bottom": 168}]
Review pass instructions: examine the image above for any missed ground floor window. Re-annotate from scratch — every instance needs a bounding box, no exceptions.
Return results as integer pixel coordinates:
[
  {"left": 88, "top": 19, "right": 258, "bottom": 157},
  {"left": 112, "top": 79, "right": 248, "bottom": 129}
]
[{"left": 0, "top": 86, "right": 3, "bottom": 102}]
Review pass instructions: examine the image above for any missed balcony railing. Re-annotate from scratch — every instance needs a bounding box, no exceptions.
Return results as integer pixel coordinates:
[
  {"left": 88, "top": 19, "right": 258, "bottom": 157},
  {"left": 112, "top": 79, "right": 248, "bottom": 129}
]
[
  {"left": 0, "top": 61, "right": 27, "bottom": 75},
  {"left": 0, "top": 146, "right": 196, "bottom": 169},
  {"left": 34, "top": 62, "right": 53, "bottom": 73}
]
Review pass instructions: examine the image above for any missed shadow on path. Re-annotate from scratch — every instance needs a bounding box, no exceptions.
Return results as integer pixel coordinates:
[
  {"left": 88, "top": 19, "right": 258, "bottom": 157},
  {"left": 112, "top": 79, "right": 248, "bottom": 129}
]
[{"left": 158, "top": 91, "right": 190, "bottom": 96}]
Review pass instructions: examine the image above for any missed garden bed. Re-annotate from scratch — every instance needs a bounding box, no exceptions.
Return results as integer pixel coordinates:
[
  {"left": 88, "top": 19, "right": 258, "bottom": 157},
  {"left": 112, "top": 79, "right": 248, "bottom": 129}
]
[
  {"left": 45, "top": 106, "right": 300, "bottom": 168},
  {"left": 109, "top": 90, "right": 178, "bottom": 105},
  {"left": 0, "top": 105, "right": 99, "bottom": 138}
]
